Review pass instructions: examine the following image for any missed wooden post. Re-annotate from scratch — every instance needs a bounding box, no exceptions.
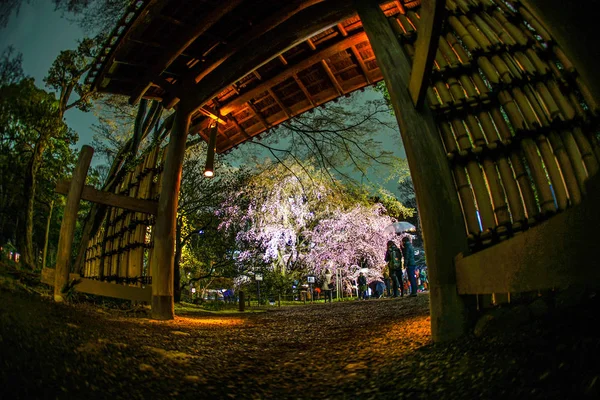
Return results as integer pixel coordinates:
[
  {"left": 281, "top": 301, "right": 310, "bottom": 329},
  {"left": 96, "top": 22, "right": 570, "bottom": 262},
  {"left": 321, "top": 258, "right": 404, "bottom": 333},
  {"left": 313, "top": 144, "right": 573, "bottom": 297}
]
[
  {"left": 354, "top": 0, "right": 473, "bottom": 341},
  {"left": 42, "top": 200, "right": 54, "bottom": 269},
  {"left": 54, "top": 146, "right": 94, "bottom": 302},
  {"left": 150, "top": 106, "right": 191, "bottom": 319}
]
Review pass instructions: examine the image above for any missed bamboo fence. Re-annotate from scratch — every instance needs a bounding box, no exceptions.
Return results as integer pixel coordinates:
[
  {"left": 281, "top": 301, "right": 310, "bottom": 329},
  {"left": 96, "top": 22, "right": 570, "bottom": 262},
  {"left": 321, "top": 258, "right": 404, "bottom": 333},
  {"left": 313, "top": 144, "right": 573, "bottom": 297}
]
[
  {"left": 391, "top": 0, "right": 600, "bottom": 252},
  {"left": 83, "top": 146, "right": 165, "bottom": 285}
]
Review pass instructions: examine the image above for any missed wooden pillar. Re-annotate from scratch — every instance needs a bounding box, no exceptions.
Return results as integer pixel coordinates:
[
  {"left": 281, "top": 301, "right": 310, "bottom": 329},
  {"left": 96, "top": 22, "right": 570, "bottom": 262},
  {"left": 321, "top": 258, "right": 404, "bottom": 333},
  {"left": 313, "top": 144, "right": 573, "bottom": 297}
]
[
  {"left": 42, "top": 200, "right": 54, "bottom": 269},
  {"left": 354, "top": 0, "right": 473, "bottom": 342},
  {"left": 54, "top": 145, "right": 94, "bottom": 302},
  {"left": 150, "top": 105, "right": 191, "bottom": 319}
]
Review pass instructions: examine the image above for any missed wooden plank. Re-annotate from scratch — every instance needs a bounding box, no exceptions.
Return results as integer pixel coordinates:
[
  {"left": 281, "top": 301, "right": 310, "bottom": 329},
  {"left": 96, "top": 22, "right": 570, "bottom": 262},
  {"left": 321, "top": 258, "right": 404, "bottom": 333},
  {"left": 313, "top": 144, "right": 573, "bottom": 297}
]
[
  {"left": 55, "top": 180, "right": 158, "bottom": 215},
  {"left": 74, "top": 278, "right": 152, "bottom": 302},
  {"left": 54, "top": 146, "right": 94, "bottom": 302},
  {"left": 456, "top": 176, "right": 600, "bottom": 294},
  {"left": 408, "top": 0, "right": 446, "bottom": 108},
  {"left": 354, "top": 0, "right": 470, "bottom": 342},
  {"left": 41, "top": 268, "right": 151, "bottom": 302},
  {"left": 41, "top": 267, "right": 79, "bottom": 286}
]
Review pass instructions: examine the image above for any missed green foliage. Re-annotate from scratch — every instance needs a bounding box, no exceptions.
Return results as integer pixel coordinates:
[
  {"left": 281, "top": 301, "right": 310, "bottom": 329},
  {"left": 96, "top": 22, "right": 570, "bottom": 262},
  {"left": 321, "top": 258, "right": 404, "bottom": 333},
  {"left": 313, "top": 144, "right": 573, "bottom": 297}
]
[
  {"left": 44, "top": 36, "right": 102, "bottom": 113},
  {"left": 0, "top": 78, "right": 75, "bottom": 254}
]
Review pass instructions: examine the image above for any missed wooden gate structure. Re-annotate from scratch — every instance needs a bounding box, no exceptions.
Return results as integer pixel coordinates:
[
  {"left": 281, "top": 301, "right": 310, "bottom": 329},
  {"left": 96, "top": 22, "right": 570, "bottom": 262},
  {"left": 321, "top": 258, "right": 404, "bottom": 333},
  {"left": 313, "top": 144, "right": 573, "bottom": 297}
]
[{"left": 50, "top": 0, "right": 600, "bottom": 342}]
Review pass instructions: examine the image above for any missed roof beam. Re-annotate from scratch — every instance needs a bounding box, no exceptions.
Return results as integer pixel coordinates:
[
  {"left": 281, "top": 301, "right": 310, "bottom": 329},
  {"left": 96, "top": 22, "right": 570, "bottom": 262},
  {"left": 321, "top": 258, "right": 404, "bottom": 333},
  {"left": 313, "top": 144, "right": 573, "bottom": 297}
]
[
  {"left": 220, "top": 30, "right": 368, "bottom": 115},
  {"left": 320, "top": 60, "right": 344, "bottom": 95},
  {"left": 187, "top": 0, "right": 326, "bottom": 86},
  {"left": 180, "top": 0, "right": 357, "bottom": 116},
  {"left": 129, "top": 0, "right": 244, "bottom": 105},
  {"left": 267, "top": 88, "right": 292, "bottom": 118},
  {"left": 293, "top": 74, "right": 315, "bottom": 106},
  {"left": 350, "top": 45, "right": 372, "bottom": 84},
  {"left": 246, "top": 102, "right": 270, "bottom": 129}
]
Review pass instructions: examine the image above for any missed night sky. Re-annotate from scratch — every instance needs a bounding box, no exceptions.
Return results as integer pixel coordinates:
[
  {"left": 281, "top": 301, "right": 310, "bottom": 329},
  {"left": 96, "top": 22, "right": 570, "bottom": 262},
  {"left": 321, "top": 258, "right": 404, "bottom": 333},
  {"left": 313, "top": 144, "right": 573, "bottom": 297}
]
[{"left": 1, "top": 2, "right": 96, "bottom": 148}]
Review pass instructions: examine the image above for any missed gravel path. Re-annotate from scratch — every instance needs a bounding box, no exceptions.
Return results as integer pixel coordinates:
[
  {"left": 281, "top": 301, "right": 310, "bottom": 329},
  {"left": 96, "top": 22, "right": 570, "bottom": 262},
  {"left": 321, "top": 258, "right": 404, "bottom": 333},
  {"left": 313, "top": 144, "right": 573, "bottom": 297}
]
[{"left": 1, "top": 275, "right": 599, "bottom": 399}]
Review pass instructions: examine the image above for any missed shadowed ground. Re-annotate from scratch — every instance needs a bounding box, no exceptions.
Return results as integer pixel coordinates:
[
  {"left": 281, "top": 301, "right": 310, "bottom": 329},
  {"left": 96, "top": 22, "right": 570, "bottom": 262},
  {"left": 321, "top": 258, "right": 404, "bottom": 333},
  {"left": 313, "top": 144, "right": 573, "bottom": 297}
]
[{"left": 1, "top": 266, "right": 598, "bottom": 399}]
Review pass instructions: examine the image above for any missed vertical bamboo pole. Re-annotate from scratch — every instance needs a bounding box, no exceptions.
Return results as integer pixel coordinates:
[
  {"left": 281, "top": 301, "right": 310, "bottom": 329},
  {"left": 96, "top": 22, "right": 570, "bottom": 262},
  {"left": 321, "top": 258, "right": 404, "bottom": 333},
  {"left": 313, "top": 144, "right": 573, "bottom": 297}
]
[
  {"left": 355, "top": 0, "right": 472, "bottom": 342},
  {"left": 54, "top": 146, "right": 94, "bottom": 302},
  {"left": 150, "top": 106, "right": 191, "bottom": 320}
]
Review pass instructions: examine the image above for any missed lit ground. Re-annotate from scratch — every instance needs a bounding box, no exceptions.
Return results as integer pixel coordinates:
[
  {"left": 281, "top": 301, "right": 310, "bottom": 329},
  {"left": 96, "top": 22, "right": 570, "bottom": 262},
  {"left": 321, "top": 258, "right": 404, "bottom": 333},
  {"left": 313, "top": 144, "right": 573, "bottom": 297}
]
[{"left": 1, "top": 264, "right": 598, "bottom": 399}]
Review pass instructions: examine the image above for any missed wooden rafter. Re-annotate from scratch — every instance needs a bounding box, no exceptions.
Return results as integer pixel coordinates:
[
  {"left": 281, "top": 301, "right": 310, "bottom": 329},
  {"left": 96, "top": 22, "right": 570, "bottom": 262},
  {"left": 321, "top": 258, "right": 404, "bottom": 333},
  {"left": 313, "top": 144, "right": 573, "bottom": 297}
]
[
  {"left": 220, "top": 30, "right": 368, "bottom": 114},
  {"left": 129, "top": 0, "right": 245, "bottom": 105},
  {"left": 320, "top": 60, "right": 344, "bottom": 95},
  {"left": 350, "top": 45, "right": 372, "bottom": 84},
  {"left": 183, "top": 0, "right": 356, "bottom": 115},
  {"left": 337, "top": 23, "right": 348, "bottom": 36},
  {"left": 228, "top": 114, "right": 252, "bottom": 139},
  {"left": 293, "top": 74, "right": 315, "bottom": 106},
  {"left": 267, "top": 88, "right": 292, "bottom": 117},
  {"left": 246, "top": 102, "right": 270, "bottom": 128},
  {"left": 185, "top": 0, "right": 326, "bottom": 85}
]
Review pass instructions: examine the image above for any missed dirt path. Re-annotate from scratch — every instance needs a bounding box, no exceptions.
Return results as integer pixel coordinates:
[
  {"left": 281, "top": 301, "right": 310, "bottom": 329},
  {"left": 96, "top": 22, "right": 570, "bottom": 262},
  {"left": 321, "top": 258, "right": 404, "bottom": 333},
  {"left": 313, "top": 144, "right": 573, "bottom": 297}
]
[{"left": 1, "top": 281, "right": 599, "bottom": 399}]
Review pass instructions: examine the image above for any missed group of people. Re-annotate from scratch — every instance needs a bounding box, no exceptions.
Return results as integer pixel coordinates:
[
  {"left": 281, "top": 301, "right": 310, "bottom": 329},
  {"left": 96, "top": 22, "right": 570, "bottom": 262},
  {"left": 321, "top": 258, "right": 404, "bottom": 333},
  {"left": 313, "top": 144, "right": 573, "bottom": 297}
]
[
  {"left": 357, "top": 236, "right": 425, "bottom": 300},
  {"left": 385, "top": 236, "right": 419, "bottom": 298},
  {"left": 320, "top": 236, "right": 428, "bottom": 301}
]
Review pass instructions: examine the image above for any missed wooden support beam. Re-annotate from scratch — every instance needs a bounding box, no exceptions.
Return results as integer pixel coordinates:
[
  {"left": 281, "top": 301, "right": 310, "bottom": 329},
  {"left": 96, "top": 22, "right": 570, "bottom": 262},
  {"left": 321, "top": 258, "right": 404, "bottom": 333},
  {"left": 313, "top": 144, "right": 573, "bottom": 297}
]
[
  {"left": 220, "top": 30, "right": 368, "bottom": 115},
  {"left": 350, "top": 45, "right": 372, "bottom": 84},
  {"left": 354, "top": 0, "right": 471, "bottom": 342},
  {"left": 408, "top": 0, "right": 446, "bottom": 108},
  {"left": 320, "top": 60, "right": 344, "bottom": 95},
  {"left": 307, "top": 38, "right": 317, "bottom": 50},
  {"left": 197, "top": 106, "right": 228, "bottom": 125},
  {"left": 187, "top": 0, "right": 326, "bottom": 85},
  {"left": 247, "top": 102, "right": 270, "bottom": 128},
  {"left": 267, "top": 88, "right": 292, "bottom": 117},
  {"left": 150, "top": 106, "right": 191, "bottom": 319},
  {"left": 129, "top": 0, "right": 244, "bottom": 105},
  {"left": 278, "top": 55, "right": 288, "bottom": 65},
  {"left": 337, "top": 23, "right": 348, "bottom": 36},
  {"left": 42, "top": 268, "right": 152, "bottom": 302},
  {"left": 229, "top": 114, "right": 252, "bottom": 139},
  {"left": 456, "top": 176, "right": 600, "bottom": 294},
  {"left": 55, "top": 180, "right": 158, "bottom": 215},
  {"left": 54, "top": 146, "right": 94, "bottom": 302},
  {"left": 183, "top": 0, "right": 356, "bottom": 116},
  {"left": 293, "top": 74, "right": 315, "bottom": 106}
]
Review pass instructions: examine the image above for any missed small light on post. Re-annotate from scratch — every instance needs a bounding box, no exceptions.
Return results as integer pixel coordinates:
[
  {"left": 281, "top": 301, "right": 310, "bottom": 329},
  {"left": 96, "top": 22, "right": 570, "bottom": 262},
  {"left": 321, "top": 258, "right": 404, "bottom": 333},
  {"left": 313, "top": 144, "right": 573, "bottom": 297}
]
[{"left": 204, "top": 121, "right": 218, "bottom": 178}]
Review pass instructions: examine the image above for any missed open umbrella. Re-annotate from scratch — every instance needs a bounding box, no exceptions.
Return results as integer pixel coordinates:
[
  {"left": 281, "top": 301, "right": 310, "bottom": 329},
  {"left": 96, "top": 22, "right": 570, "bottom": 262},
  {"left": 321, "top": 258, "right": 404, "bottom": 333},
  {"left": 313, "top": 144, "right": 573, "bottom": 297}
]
[{"left": 384, "top": 221, "right": 416, "bottom": 235}]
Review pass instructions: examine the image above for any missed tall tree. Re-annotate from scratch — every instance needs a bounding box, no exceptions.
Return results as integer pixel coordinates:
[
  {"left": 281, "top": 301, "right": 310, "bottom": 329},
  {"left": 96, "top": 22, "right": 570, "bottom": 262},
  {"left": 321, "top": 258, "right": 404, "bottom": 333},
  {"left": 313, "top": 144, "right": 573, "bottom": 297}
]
[
  {"left": 218, "top": 160, "right": 411, "bottom": 286},
  {"left": 0, "top": 78, "right": 76, "bottom": 265}
]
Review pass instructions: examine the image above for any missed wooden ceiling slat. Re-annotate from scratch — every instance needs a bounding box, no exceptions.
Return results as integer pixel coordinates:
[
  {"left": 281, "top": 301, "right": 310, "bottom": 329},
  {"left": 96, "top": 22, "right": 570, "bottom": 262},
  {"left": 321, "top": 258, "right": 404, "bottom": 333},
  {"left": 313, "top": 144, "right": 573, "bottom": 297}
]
[
  {"left": 183, "top": 0, "right": 357, "bottom": 114},
  {"left": 129, "top": 0, "right": 245, "bottom": 105},
  {"left": 220, "top": 30, "right": 368, "bottom": 115},
  {"left": 188, "top": 0, "right": 326, "bottom": 85}
]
